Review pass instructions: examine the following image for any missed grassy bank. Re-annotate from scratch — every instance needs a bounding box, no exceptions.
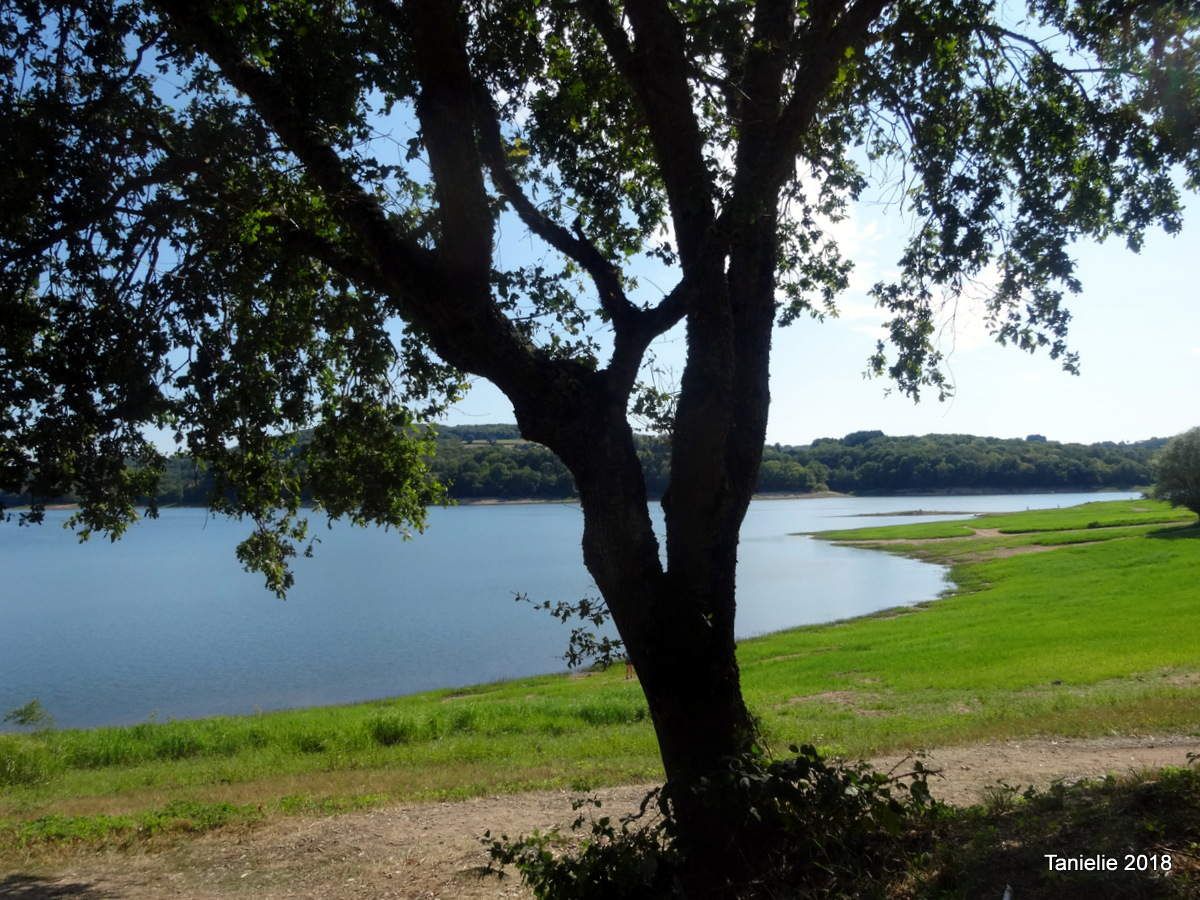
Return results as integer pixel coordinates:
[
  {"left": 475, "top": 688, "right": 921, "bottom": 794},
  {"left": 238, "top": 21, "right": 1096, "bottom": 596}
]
[{"left": 2, "top": 499, "right": 1197, "bottom": 859}]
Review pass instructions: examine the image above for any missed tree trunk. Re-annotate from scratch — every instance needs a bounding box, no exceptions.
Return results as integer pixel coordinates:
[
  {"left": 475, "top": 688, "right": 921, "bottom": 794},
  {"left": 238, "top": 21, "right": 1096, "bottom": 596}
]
[
  {"left": 516, "top": 219, "right": 779, "bottom": 892},
  {"left": 533, "top": 397, "right": 757, "bottom": 892},
  {"left": 580, "top": 498, "right": 757, "bottom": 891}
]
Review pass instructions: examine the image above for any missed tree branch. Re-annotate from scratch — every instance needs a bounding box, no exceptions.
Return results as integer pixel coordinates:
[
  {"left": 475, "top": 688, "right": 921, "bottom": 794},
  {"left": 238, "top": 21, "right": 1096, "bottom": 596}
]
[
  {"left": 577, "top": 0, "right": 715, "bottom": 265},
  {"left": 403, "top": 0, "right": 494, "bottom": 289},
  {"left": 1, "top": 155, "right": 206, "bottom": 269},
  {"left": 270, "top": 216, "right": 394, "bottom": 295},
  {"left": 152, "top": 0, "right": 555, "bottom": 399},
  {"left": 738, "top": 0, "right": 794, "bottom": 129},
  {"left": 975, "top": 23, "right": 1119, "bottom": 95},
  {"left": 471, "top": 83, "right": 637, "bottom": 332},
  {"left": 603, "top": 274, "right": 696, "bottom": 397},
  {"left": 153, "top": 3, "right": 436, "bottom": 291},
  {"left": 721, "top": 0, "right": 794, "bottom": 231},
  {"left": 767, "top": 0, "right": 892, "bottom": 193}
]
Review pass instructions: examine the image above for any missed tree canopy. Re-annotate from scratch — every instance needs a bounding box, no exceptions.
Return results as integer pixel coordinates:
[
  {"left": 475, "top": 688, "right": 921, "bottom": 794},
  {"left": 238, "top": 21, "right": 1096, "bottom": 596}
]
[
  {"left": 3, "top": 0, "right": 1198, "bottom": 888},
  {"left": 1154, "top": 426, "right": 1200, "bottom": 515}
]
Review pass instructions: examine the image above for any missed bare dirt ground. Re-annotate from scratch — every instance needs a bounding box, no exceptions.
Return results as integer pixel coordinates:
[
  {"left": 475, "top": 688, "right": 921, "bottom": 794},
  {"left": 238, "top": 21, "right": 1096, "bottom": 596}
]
[
  {"left": 843, "top": 527, "right": 1112, "bottom": 561},
  {"left": 4, "top": 735, "right": 1196, "bottom": 899}
]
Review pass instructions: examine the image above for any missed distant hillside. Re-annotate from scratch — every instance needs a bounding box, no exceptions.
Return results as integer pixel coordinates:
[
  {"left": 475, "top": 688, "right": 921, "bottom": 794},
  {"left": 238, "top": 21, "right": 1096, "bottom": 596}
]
[
  {"left": 429, "top": 426, "right": 1160, "bottom": 499},
  {"left": 2, "top": 427, "right": 1164, "bottom": 509},
  {"left": 439, "top": 423, "right": 523, "bottom": 443},
  {"left": 792, "top": 431, "right": 1164, "bottom": 494}
]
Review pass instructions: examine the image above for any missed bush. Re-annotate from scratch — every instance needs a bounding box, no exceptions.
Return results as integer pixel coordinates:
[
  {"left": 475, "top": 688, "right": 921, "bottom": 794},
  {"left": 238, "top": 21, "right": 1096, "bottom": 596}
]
[
  {"left": 153, "top": 730, "right": 205, "bottom": 760},
  {"left": 574, "top": 701, "right": 647, "bottom": 727},
  {"left": 436, "top": 708, "right": 477, "bottom": 736},
  {"left": 1154, "top": 427, "right": 1200, "bottom": 516},
  {"left": 0, "top": 736, "right": 60, "bottom": 787},
  {"left": 291, "top": 732, "right": 328, "bottom": 754},
  {"left": 366, "top": 715, "right": 420, "bottom": 747},
  {"left": 485, "top": 799, "right": 679, "bottom": 899},
  {"left": 485, "top": 745, "right": 938, "bottom": 899}
]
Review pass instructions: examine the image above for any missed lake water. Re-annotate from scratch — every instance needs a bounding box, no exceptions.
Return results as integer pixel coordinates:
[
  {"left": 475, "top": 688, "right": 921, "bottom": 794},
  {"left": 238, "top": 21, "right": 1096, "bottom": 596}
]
[{"left": 0, "top": 491, "right": 1135, "bottom": 729}]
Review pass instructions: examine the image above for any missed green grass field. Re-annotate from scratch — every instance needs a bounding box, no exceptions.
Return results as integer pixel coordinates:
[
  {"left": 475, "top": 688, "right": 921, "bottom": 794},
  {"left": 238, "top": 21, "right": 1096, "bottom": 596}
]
[
  {"left": 2, "top": 498, "right": 1197, "bottom": 857},
  {"left": 814, "top": 498, "right": 1195, "bottom": 541}
]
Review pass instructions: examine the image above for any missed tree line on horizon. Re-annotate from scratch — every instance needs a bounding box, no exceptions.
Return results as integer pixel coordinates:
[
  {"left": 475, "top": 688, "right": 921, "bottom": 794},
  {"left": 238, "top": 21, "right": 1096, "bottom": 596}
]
[
  {"left": 438, "top": 427, "right": 1163, "bottom": 498},
  {"left": 3, "top": 427, "right": 1161, "bottom": 510}
]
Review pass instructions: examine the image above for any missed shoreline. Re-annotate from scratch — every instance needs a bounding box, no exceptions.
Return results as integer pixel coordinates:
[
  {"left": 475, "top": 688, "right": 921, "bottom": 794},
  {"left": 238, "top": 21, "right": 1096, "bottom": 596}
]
[
  {"left": 5, "top": 497, "right": 1186, "bottom": 738},
  {"left": 6, "top": 487, "right": 1142, "bottom": 513},
  {"left": 455, "top": 489, "right": 851, "bottom": 505},
  {"left": 0, "top": 530, "right": 953, "bottom": 735}
]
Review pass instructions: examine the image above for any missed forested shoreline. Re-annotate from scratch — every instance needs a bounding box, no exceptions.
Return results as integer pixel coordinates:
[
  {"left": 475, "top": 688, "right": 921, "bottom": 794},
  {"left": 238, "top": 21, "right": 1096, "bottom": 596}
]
[
  {"left": 429, "top": 427, "right": 1162, "bottom": 499},
  {"left": 2, "top": 427, "right": 1163, "bottom": 510}
]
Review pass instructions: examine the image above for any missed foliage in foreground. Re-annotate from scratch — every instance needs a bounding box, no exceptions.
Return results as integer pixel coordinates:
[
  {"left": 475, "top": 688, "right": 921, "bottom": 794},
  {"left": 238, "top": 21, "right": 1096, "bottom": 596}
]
[
  {"left": 489, "top": 752, "right": 1200, "bottom": 899},
  {"left": 486, "top": 744, "right": 937, "bottom": 899},
  {"left": 911, "top": 763, "right": 1200, "bottom": 899}
]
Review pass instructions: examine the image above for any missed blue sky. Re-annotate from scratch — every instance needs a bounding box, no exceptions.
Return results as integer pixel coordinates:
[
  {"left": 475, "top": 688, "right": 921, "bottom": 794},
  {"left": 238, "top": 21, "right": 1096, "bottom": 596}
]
[{"left": 443, "top": 186, "right": 1200, "bottom": 447}]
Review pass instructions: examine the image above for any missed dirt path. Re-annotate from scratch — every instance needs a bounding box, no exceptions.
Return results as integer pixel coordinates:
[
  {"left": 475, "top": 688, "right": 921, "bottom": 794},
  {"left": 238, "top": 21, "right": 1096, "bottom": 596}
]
[
  {"left": 840, "top": 527, "right": 1115, "bottom": 561},
  {"left": 838, "top": 527, "right": 1005, "bottom": 545},
  {"left": 5, "top": 735, "right": 1196, "bottom": 899}
]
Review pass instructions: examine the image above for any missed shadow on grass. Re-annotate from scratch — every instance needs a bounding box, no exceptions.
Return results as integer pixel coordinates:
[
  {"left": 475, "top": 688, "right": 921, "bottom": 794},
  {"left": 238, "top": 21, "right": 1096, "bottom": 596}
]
[
  {"left": 1147, "top": 523, "right": 1200, "bottom": 541},
  {"left": 0, "top": 875, "right": 106, "bottom": 898}
]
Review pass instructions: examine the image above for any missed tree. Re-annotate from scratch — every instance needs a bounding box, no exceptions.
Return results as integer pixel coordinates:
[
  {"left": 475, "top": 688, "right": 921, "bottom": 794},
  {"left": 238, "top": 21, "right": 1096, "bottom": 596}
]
[
  {"left": 2, "top": 0, "right": 1198, "bottom": 886},
  {"left": 1154, "top": 427, "right": 1200, "bottom": 516}
]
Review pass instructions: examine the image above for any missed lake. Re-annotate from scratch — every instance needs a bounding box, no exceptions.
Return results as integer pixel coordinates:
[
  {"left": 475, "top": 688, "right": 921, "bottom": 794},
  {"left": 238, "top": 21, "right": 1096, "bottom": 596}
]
[{"left": 0, "top": 491, "right": 1136, "bottom": 729}]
